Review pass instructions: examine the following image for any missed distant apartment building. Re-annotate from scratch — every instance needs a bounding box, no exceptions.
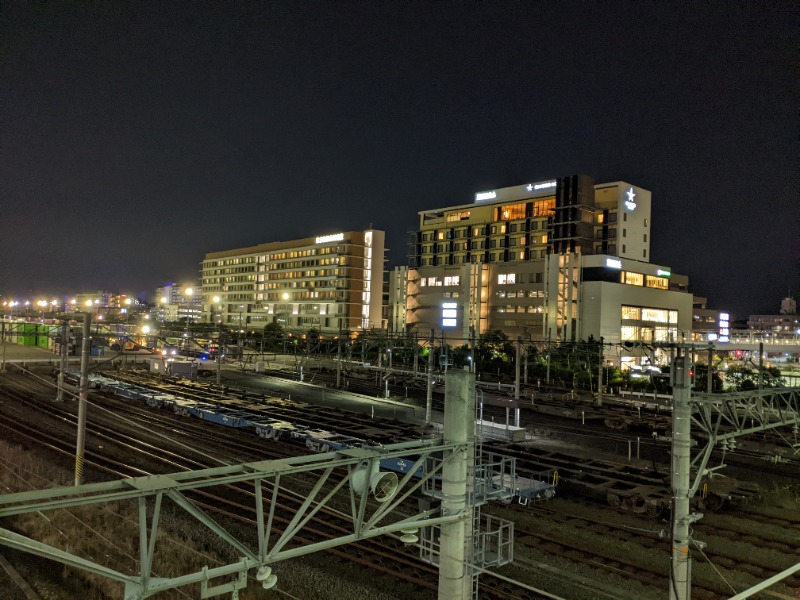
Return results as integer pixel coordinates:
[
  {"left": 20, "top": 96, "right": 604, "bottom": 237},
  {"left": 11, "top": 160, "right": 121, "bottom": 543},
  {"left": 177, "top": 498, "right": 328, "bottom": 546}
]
[
  {"left": 691, "top": 296, "right": 732, "bottom": 343},
  {"left": 390, "top": 175, "right": 693, "bottom": 357},
  {"left": 155, "top": 283, "right": 202, "bottom": 323},
  {"left": 748, "top": 297, "right": 799, "bottom": 336},
  {"left": 200, "top": 230, "right": 385, "bottom": 334}
]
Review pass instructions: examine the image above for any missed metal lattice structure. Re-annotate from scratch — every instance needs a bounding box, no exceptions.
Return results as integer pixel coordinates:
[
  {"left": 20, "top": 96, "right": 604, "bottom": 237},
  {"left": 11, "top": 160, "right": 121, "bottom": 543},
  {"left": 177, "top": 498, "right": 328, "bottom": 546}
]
[
  {"left": 669, "top": 346, "right": 800, "bottom": 600},
  {"left": 0, "top": 439, "right": 469, "bottom": 599}
]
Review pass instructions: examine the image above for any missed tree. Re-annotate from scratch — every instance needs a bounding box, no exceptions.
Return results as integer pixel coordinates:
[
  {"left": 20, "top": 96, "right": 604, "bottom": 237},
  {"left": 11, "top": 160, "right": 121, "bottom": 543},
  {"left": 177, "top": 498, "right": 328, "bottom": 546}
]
[
  {"left": 475, "top": 330, "right": 515, "bottom": 377},
  {"left": 262, "top": 322, "right": 284, "bottom": 352}
]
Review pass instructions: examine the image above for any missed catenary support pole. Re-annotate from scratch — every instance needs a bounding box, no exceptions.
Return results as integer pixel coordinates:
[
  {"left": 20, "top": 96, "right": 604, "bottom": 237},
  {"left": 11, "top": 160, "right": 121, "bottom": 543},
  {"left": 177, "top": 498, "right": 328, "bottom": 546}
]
[
  {"left": 336, "top": 337, "right": 342, "bottom": 389},
  {"left": 706, "top": 347, "right": 713, "bottom": 394},
  {"left": 413, "top": 333, "right": 419, "bottom": 376},
  {"left": 56, "top": 319, "right": 68, "bottom": 402},
  {"left": 1, "top": 321, "right": 6, "bottom": 372},
  {"left": 670, "top": 347, "right": 694, "bottom": 600},
  {"left": 514, "top": 338, "right": 521, "bottom": 402},
  {"left": 596, "top": 337, "right": 604, "bottom": 407},
  {"left": 545, "top": 336, "right": 551, "bottom": 385},
  {"left": 425, "top": 330, "right": 434, "bottom": 424},
  {"left": 75, "top": 313, "right": 91, "bottom": 486},
  {"left": 757, "top": 342, "right": 764, "bottom": 391},
  {"left": 438, "top": 370, "right": 475, "bottom": 600}
]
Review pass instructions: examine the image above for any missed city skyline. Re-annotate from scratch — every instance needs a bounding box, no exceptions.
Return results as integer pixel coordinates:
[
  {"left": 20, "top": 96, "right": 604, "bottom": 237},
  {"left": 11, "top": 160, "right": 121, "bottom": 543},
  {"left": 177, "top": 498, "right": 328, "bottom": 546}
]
[{"left": 2, "top": 3, "right": 797, "bottom": 319}]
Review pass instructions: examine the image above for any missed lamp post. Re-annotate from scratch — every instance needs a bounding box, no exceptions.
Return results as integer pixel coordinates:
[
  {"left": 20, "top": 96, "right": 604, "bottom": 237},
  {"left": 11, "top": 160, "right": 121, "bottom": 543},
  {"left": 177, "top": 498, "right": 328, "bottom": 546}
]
[{"left": 184, "top": 287, "right": 194, "bottom": 342}]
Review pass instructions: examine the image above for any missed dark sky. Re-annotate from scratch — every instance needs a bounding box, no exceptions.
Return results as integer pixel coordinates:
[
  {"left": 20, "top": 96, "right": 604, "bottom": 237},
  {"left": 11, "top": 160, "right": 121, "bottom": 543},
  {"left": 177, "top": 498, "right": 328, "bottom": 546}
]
[{"left": 2, "top": 2, "right": 797, "bottom": 319}]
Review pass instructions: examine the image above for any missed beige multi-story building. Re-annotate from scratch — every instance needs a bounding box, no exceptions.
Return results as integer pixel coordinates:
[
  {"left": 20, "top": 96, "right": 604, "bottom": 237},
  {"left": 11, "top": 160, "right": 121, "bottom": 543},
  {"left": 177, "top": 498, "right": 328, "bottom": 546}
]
[
  {"left": 201, "top": 230, "right": 385, "bottom": 334},
  {"left": 391, "top": 175, "right": 693, "bottom": 357},
  {"left": 154, "top": 283, "right": 202, "bottom": 323}
]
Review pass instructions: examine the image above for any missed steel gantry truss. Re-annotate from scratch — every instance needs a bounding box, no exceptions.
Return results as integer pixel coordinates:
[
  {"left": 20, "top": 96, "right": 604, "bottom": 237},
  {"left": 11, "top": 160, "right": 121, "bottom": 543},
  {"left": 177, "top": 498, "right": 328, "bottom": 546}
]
[
  {"left": 0, "top": 439, "right": 470, "bottom": 600},
  {"left": 669, "top": 346, "right": 800, "bottom": 600}
]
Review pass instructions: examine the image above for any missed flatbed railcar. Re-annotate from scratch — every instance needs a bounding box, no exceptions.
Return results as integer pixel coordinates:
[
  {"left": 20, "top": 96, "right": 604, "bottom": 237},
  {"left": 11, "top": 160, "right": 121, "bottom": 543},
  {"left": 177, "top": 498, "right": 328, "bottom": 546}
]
[{"left": 72, "top": 370, "right": 555, "bottom": 503}]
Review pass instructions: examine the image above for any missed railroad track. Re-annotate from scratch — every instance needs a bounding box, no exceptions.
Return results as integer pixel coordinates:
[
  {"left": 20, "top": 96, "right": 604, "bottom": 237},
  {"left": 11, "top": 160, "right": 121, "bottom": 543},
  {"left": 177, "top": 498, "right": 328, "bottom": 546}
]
[
  {"left": 507, "top": 504, "right": 800, "bottom": 598},
  {"left": 0, "top": 374, "right": 445, "bottom": 596},
  {"left": 3, "top": 367, "right": 797, "bottom": 600}
]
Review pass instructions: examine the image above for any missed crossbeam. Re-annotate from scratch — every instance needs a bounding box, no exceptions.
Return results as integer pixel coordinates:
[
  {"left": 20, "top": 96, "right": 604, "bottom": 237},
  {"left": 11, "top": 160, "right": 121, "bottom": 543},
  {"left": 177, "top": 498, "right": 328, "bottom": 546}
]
[{"left": 0, "top": 439, "right": 468, "bottom": 599}]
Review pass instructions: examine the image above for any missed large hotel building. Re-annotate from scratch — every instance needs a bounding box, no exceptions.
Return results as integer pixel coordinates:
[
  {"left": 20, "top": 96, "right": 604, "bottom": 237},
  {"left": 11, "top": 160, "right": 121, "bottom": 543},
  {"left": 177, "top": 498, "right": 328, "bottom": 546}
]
[
  {"left": 390, "top": 175, "right": 694, "bottom": 350},
  {"left": 199, "top": 174, "right": 695, "bottom": 356},
  {"left": 200, "top": 230, "right": 385, "bottom": 334}
]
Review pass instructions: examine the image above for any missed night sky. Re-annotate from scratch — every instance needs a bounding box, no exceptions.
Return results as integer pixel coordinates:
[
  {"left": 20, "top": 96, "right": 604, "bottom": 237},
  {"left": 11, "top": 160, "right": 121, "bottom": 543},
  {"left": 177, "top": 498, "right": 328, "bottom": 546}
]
[{"left": 2, "top": 2, "right": 797, "bottom": 319}]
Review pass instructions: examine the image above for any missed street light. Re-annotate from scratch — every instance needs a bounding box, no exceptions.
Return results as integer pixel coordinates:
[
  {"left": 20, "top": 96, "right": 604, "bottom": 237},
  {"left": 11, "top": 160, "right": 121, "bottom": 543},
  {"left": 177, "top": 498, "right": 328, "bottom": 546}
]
[{"left": 184, "top": 287, "right": 194, "bottom": 341}]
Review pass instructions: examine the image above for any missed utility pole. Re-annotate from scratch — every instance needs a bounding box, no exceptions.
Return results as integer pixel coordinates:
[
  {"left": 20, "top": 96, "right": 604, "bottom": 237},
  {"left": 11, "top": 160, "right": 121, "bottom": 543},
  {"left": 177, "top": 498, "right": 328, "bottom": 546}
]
[
  {"left": 706, "top": 346, "right": 713, "bottom": 394},
  {"left": 75, "top": 313, "right": 91, "bottom": 486}
]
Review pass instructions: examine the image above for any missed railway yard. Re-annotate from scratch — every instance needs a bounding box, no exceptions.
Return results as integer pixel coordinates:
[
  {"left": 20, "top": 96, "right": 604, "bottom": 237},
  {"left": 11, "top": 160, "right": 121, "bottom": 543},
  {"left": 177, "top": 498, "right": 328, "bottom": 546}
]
[{"left": 0, "top": 351, "right": 798, "bottom": 600}]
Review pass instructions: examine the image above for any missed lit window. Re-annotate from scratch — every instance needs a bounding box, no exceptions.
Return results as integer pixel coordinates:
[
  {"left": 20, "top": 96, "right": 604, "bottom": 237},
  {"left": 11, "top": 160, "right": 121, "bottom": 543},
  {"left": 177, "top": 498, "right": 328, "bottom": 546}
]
[
  {"left": 645, "top": 276, "right": 668, "bottom": 290},
  {"left": 624, "top": 272, "right": 644, "bottom": 286},
  {"left": 621, "top": 306, "right": 641, "bottom": 320}
]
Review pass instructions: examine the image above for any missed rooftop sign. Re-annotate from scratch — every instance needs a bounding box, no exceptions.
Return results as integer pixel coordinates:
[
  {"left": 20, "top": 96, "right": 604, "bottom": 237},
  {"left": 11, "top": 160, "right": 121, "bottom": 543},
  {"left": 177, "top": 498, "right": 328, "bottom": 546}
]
[
  {"left": 527, "top": 180, "right": 557, "bottom": 191},
  {"left": 475, "top": 191, "right": 497, "bottom": 202},
  {"left": 624, "top": 187, "right": 637, "bottom": 211},
  {"left": 315, "top": 233, "right": 345, "bottom": 244}
]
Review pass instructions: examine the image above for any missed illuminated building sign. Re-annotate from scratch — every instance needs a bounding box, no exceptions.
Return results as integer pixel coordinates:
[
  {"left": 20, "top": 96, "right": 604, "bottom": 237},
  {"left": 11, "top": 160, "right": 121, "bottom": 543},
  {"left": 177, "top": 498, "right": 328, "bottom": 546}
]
[
  {"left": 442, "top": 302, "right": 457, "bottom": 328},
  {"left": 718, "top": 312, "right": 730, "bottom": 342},
  {"left": 475, "top": 191, "right": 497, "bottom": 202},
  {"left": 656, "top": 269, "right": 671, "bottom": 277},
  {"left": 315, "top": 233, "right": 345, "bottom": 244},
  {"left": 606, "top": 258, "right": 623, "bottom": 269},
  {"left": 625, "top": 187, "right": 637, "bottom": 211},
  {"left": 526, "top": 181, "right": 557, "bottom": 191}
]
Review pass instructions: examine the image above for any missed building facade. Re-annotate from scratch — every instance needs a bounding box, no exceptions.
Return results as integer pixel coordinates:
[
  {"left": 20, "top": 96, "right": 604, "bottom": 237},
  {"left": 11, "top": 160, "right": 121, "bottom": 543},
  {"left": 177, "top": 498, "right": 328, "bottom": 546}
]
[
  {"left": 200, "top": 230, "right": 385, "bottom": 335},
  {"left": 154, "top": 283, "right": 202, "bottom": 323},
  {"left": 393, "top": 175, "right": 693, "bottom": 356}
]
